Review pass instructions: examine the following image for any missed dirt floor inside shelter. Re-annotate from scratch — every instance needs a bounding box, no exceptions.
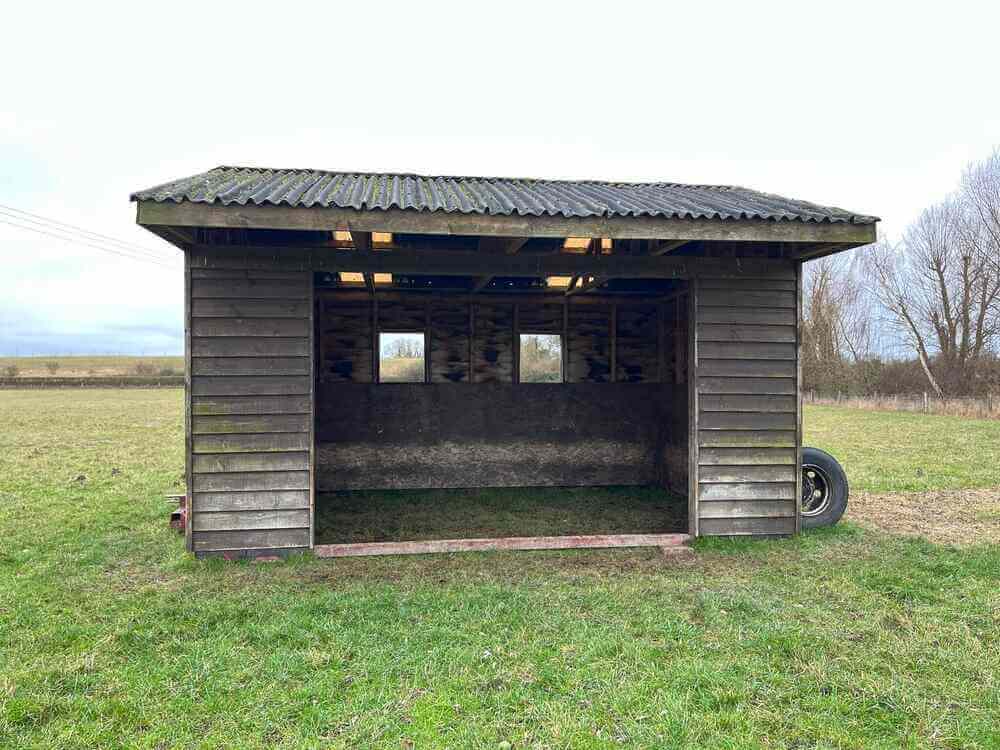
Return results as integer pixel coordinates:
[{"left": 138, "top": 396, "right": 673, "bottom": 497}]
[
  {"left": 847, "top": 488, "right": 1000, "bottom": 545},
  {"left": 315, "top": 486, "right": 687, "bottom": 544}
]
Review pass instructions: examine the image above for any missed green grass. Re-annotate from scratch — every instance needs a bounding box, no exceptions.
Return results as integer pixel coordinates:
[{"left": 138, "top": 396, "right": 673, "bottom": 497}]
[
  {"left": 804, "top": 404, "right": 1000, "bottom": 492},
  {"left": 316, "top": 486, "right": 686, "bottom": 543},
  {"left": 1, "top": 391, "right": 998, "bottom": 748}
]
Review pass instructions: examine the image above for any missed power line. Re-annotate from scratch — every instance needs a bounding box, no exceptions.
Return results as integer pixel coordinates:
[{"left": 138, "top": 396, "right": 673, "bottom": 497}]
[
  {"left": 0, "top": 204, "right": 175, "bottom": 262},
  {"left": 0, "top": 217, "right": 179, "bottom": 270}
]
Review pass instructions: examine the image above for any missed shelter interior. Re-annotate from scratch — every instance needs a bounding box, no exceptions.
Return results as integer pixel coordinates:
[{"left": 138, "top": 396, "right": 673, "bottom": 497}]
[{"left": 180, "top": 226, "right": 807, "bottom": 555}]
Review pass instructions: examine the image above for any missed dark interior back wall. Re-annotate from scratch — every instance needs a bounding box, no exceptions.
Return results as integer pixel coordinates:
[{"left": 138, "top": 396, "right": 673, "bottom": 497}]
[
  {"left": 315, "top": 292, "right": 687, "bottom": 490},
  {"left": 317, "top": 383, "right": 669, "bottom": 490}
]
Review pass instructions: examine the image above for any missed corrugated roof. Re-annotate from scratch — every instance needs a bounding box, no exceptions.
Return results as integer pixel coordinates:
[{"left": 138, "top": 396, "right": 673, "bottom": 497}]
[{"left": 131, "top": 166, "right": 878, "bottom": 225}]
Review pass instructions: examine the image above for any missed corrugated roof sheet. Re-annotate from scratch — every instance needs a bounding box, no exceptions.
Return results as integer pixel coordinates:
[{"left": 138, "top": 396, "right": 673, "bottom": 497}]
[{"left": 131, "top": 166, "right": 878, "bottom": 225}]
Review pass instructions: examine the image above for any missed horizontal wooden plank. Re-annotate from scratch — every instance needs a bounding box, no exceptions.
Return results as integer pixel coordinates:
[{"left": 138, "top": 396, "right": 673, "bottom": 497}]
[
  {"left": 192, "top": 413, "right": 310, "bottom": 435},
  {"left": 189, "top": 243, "right": 804, "bottom": 278},
  {"left": 193, "top": 509, "right": 311, "bottom": 532},
  {"left": 699, "top": 412, "right": 797, "bottom": 431},
  {"left": 698, "top": 377, "right": 796, "bottom": 395},
  {"left": 190, "top": 269, "right": 308, "bottom": 280},
  {"left": 698, "top": 482, "right": 796, "bottom": 501},
  {"left": 315, "top": 533, "right": 692, "bottom": 558},
  {"left": 189, "top": 248, "right": 311, "bottom": 270},
  {"left": 192, "top": 318, "right": 310, "bottom": 338},
  {"left": 699, "top": 447, "right": 797, "bottom": 466},
  {"left": 191, "top": 299, "right": 310, "bottom": 318},
  {"left": 698, "top": 342, "right": 796, "bottom": 361},
  {"left": 699, "top": 394, "right": 796, "bottom": 413},
  {"left": 191, "top": 278, "right": 310, "bottom": 300},
  {"left": 192, "top": 528, "right": 311, "bottom": 552},
  {"left": 698, "top": 359, "right": 797, "bottom": 378},
  {"left": 191, "top": 376, "right": 311, "bottom": 397},
  {"left": 698, "top": 430, "right": 797, "bottom": 448},
  {"left": 698, "top": 517, "right": 796, "bottom": 536},
  {"left": 698, "top": 278, "right": 798, "bottom": 292},
  {"left": 698, "top": 290, "right": 796, "bottom": 308},
  {"left": 193, "top": 432, "right": 310, "bottom": 453},
  {"left": 193, "top": 451, "right": 310, "bottom": 474},
  {"left": 699, "top": 464, "right": 797, "bottom": 483},
  {"left": 697, "top": 307, "right": 797, "bottom": 326},
  {"left": 698, "top": 500, "right": 796, "bottom": 519},
  {"left": 192, "top": 471, "right": 311, "bottom": 492},
  {"left": 191, "top": 357, "right": 310, "bottom": 376},
  {"left": 191, "top": 395, "right": 311, "bottom": 416},
  {"left": 191, "top": 337, "right": 311, "bottom": 357},
  {"left": 697, "top": 324, "right": 796, "bottom": 343},
  {"left": 192, "top": 489, "right": 310, "bottom": 512}
]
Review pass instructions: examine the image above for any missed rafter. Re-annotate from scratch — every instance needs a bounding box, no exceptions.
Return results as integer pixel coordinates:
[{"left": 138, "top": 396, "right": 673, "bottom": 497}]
[
  {"left": 649, "top": 240, "right": 690, "bottom": 256},
  {"left": 352, "top": 231, "right": 372, "bottom": 252},
  {"left": 565, "top": 275, "right": 608, "bottom": 296}
]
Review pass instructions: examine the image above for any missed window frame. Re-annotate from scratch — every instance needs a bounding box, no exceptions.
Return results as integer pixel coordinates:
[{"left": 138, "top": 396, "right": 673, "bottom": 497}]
[
  {"left": 518, "top": 331, "right": 564, "bottom": 384},
  {"left": 377, "top": 330, "right": 428, "bottom": 384}
]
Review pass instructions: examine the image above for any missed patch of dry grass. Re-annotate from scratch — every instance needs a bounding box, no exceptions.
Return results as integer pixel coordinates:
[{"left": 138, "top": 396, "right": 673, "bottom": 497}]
[{"left": 847, "top": 488, "right": 1000, "bottom": 545}]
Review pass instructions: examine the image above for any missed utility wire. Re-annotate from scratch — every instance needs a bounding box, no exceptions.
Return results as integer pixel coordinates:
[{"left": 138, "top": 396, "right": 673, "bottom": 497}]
[
  {"left": 0, "top": 209, "right": 177, "bottom": 266},
  {"left": 0, "top": 203, "right": 175, "bottom": 261},
  {"left": 0, "top": 217, "right": 179, "bottom": 270}
]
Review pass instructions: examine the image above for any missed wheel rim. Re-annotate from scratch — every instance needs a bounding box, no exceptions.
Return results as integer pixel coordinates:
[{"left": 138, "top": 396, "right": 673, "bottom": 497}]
[{"left": 801, "top": 464, "right": 832, "bottom": 517}]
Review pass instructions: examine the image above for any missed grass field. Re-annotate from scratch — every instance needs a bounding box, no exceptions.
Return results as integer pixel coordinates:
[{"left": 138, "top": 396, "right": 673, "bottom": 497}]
[
  {"left": 0, "top": 355, "right": 183, "bottom": 378},
  {"left": 805, "top": 405, "right": 1000, "bottom": 493},
  {"left": 1, "top": 390, "right": 998, "bottom": 748}
]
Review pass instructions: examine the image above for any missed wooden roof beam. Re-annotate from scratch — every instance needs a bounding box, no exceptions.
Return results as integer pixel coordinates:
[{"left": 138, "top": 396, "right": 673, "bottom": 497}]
[
  {"left": 189, "top": 244, "right": 796, "bottom": 279},
  {"left": 140, "top": 201, "right": 877, "bottom": 246}
]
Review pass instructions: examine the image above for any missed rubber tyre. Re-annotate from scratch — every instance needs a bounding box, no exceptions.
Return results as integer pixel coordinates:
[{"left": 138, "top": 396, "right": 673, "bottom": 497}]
[{"left": 800, "top": 447, "right": 849, "bottom": 530}]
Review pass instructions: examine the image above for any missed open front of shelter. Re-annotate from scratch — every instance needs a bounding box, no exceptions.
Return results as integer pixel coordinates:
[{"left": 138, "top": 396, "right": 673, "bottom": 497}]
[{"left": 132, "top": 167, "right": 877, "bottom": 558}]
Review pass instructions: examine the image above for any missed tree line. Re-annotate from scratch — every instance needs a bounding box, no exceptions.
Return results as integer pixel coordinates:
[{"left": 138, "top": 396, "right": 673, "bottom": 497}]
[{"left": 803, "top": 150, "right": 1000, "bottom": 397}]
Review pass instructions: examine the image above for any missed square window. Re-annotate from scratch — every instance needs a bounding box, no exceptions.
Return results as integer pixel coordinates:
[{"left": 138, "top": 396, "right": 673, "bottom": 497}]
[
  {"left": 379, "top": 332, "right": 426, "bottom": 383},
  {"left": 520, "top": 334, "right": 562, "bottom": 383}
]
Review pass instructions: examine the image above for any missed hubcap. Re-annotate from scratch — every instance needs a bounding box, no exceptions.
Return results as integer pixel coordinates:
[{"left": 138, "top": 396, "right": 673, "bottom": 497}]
[{"left": 801, "top": 464, "right": 831, "bottom": 517}]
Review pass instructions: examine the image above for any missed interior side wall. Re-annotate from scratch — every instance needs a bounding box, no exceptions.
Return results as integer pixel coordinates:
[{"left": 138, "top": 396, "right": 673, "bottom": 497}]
[
  {"left": 661, "top": 293, "right": 689, "bottom": 496},
  {"left": 692, "top": 265, "right": 801, "bottom": 535},
  {"left": 316, "top": 294, "right": 686, "bottom": 492},
  {"left": 186, "top": 250, "right": 314, "bottom": 556}
]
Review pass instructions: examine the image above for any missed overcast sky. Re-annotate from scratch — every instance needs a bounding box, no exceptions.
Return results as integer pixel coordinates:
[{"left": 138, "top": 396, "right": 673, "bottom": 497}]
[{"left": 3, "top": 1, "right": 998, "bottom": 355}]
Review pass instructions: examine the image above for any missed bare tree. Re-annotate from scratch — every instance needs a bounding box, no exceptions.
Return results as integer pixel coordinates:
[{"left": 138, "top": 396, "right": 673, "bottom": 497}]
[
  {"left": 802, "top": 256, "right": 872, "bottom": 393},
  {"left": 868, "top": 154, "right": 1000, "bottom": 395},
  {"left": 962, "top": 149, "right": 1000, "bottom": 276}
]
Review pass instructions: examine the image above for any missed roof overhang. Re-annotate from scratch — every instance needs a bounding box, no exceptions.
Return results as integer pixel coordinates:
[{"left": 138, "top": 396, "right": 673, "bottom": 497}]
[{"left": 137, "top": 200, "right": 877, "bottom": 248}]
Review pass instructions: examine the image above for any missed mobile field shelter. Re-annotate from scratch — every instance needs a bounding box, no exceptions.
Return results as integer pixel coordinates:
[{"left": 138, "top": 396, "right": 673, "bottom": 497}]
[{"left": 132, "top": 167, "right": 877, "bottom": 558}]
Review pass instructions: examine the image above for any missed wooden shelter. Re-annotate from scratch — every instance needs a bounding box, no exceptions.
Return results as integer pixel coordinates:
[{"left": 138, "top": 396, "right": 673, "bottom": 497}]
[{"left": 132, "top": 167, "right": 877, "bottom": 558}]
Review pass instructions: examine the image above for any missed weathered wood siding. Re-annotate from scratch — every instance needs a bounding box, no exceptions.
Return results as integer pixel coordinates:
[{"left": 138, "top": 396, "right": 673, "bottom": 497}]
[
  {"left": 693, "top": 265, "right": 801, "bottom": 535},
  {"left": 187, "top": 250, "right": 313, "bottom": 555},
  {"left": 316, "top": 383, "right": 665, "bottom": 489},
  {"left": 316, "top": 294, "right": 686, "bottom": 492}
]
